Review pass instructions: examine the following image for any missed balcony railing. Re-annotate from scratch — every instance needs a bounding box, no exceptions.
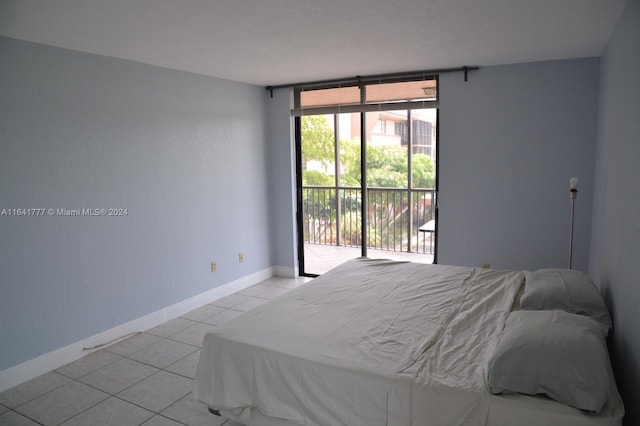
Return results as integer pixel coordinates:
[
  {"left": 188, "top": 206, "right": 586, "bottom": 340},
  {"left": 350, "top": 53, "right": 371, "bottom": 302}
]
[{"left": 302, "top": 186, "right": 436, "bottom": 255}]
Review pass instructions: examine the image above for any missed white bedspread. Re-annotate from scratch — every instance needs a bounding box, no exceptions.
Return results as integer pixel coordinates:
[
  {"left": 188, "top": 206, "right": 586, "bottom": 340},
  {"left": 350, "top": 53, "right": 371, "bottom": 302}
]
[{"left": 195, "top": 258, "right": 524, "bottom": 426}]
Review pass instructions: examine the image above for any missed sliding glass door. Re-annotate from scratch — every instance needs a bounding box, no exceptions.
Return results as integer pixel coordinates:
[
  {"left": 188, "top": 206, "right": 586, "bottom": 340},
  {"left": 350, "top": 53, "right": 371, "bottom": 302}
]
[{"left": 295, "top": 78, "right": 438, "bottom": 276}]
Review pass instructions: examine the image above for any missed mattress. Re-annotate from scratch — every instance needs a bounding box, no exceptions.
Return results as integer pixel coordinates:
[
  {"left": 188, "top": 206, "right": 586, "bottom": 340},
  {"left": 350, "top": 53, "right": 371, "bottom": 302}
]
[{"left": 194, "top": 258, "right": 624, "bottom": 426}]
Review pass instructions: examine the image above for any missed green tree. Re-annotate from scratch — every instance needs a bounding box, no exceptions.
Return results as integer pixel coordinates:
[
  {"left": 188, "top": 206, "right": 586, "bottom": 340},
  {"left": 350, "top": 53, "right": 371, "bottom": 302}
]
[
  {"left": 300, "top": 114, "right": 435, "bottom": 189},
  {"left": 340, "top": 143, "right": 435, "bottom": 189},
  {"left": 366, "top": 145, "right": 408, "bottom": 188},
  {"left": 304, "top": 170, "right": 334, "bottom": 186},
  {"left": 338, "top": 138, "right": 361, "bottom": 187},
  {"left": 301, "top": 115, "right": 334, "bottom": 167},
  {"left": 301, "top": 115, "right": 336, "bottom": 186},
  {"left": 412, "top": 153, "right": 435, "bottom": 189}
]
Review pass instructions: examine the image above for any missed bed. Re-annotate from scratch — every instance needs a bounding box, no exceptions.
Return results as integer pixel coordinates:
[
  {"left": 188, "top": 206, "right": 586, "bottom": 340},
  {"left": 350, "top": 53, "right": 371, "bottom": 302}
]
[{"left": 194, "top": 258, "right": 624, "bottom": 426}]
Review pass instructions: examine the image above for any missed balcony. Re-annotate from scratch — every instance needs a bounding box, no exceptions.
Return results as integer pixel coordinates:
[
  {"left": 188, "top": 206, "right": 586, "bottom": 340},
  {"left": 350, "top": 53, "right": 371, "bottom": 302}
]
[{"left": 302, "top": 186, "right": 436, "bottom": 274}]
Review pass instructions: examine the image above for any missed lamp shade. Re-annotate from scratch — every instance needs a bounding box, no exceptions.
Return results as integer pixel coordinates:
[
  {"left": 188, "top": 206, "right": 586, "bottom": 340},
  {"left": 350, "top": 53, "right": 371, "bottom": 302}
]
[{"left": 569, "top": 177, "right": 579, "bottom": 190}]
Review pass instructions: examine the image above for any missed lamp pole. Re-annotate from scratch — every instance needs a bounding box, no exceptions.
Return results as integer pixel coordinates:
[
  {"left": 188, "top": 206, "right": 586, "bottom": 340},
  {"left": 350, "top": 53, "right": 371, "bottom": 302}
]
[{"left": 568, "top": 177, "right": 578, "bottom": 269}]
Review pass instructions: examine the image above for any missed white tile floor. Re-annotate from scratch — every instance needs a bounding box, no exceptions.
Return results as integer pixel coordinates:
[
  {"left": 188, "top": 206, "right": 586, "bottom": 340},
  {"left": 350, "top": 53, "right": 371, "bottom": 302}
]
[{"left": 0, "top": 276, "right": 311, "bottom": 426}]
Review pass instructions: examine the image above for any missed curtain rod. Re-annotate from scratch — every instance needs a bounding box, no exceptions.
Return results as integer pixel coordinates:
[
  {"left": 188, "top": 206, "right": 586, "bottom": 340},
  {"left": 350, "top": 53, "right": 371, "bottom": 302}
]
[{"left": 265, "top": 65, "right": 479, "bottom": 96}]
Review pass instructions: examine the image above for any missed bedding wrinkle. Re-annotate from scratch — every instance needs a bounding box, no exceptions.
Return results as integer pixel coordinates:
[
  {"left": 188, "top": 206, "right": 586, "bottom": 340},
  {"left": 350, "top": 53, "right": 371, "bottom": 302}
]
[
  {"left": 364, "top": 265, "right": 458, "bottom": 367},
  {"left": 536, "top": 310, "right": 556, "bottom": 388},
  {"left": 433, "top": 270, "right": 523, "bottom": 377},
  {"left": 415, "top": 268, "right": 521, "bottom": 380},
  {"left": 396, "top": 268, "right": 474, "bottom": 375},
  {"left": 558, "top": 272, "right": 573, "bottom": 310},
  {"left": 322, "top": 271, "right": 410, "bottom": 343},
  {"left": 410, "top": 268, "right": 524, "bottom": 426}
]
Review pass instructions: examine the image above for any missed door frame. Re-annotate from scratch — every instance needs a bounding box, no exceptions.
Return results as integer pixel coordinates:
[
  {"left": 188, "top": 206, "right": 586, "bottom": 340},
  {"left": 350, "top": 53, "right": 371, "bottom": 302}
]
[{"left": 294, "top": 80, "right": 440, "bottom": 276}]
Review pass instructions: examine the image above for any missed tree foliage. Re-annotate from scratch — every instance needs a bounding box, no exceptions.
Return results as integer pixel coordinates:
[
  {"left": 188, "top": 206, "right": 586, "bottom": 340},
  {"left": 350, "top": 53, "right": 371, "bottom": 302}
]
[
  {"left": 301, "top": 115, "right": 334, "bottom": 169},
  {"left": 301, "top": 114, "right": 435, "bottom": 189},
  {"left": 339, "top": 140, "right": 435, "bottom": 189}
]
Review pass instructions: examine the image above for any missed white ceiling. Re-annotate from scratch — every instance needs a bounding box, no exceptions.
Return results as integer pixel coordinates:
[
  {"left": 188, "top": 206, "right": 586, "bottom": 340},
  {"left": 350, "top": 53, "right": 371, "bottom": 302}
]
[{"left": 0, "top": 0, "right": 628, "bottom": 86}]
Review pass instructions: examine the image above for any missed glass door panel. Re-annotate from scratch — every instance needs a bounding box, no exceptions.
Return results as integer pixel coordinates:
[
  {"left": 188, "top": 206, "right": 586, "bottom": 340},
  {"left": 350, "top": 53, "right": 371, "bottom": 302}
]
[
  {"left": 336, "top": 113, "right": 362, "bottom": 250},
  {"left": 364, "top": 109, "right": 437, "bottom": 260},
  {"left": 365, "top": 110, "right": 409, "bottom": 253},
  {"left": 296, "top": 78, "right": 439, "bottom": 275},
  {"left": 411, "top": 109, "right": 437, "bottom": 256},
  {"left": 301, "top": 113, "right": 362, "bottom": 275}
]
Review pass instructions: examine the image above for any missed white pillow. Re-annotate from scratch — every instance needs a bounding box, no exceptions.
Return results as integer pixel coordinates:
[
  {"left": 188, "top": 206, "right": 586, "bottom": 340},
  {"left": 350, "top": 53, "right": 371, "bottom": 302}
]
[
  {"left": 521, "top": 269, "right": 612, "bottom": 329},
  {"left": 488, "top": 310, "right": 611, "bottom": 413}
]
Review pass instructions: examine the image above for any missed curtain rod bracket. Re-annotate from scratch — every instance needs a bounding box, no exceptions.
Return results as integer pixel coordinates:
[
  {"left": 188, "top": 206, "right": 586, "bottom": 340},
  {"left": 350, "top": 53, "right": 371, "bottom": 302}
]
[
  {"left": 463, "top": 66, "right": 468, "bottom": 82},
  {"left": 266, "top": 86, "right": 274, "bottom": 98}
]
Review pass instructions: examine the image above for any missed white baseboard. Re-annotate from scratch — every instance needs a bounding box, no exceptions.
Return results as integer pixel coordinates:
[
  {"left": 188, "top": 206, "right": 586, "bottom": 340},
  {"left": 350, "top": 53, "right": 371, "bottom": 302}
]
[
  {"left": 0, "top": 267, "right": 275, "bottom": 393},
  {"left": 273, "top": 265, "right": 297, "bottom": 278}
]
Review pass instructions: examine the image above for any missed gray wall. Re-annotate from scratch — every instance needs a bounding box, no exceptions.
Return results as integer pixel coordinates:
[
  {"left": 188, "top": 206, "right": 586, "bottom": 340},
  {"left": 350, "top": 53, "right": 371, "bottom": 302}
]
[
  {"left": 0, "top": 36, "right": 272, "bottom": 371},
  {"left": 438, "top": 59, "right": 599, "bottom": 272},
  {"left": 589, "top": 0, "right": 640, "bottom": 424}
]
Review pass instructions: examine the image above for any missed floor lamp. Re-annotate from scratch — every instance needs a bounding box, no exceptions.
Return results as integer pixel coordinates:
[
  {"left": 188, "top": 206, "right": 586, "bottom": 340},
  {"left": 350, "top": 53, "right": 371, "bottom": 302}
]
[{"left": 568, "top": 177, "right": 578, "bottom": 269}]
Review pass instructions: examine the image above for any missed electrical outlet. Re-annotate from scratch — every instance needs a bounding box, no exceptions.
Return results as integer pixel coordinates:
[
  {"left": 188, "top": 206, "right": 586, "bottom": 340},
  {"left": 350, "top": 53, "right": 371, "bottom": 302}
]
[
  {"left": 211, "top": 261, "right": 217, "bottom": 272},
  {"left": 238, "top": 252, "right": 244, "bottom": 263},
  {"left": 482, "top": 263, "right": 491, "bottom": 269}
]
